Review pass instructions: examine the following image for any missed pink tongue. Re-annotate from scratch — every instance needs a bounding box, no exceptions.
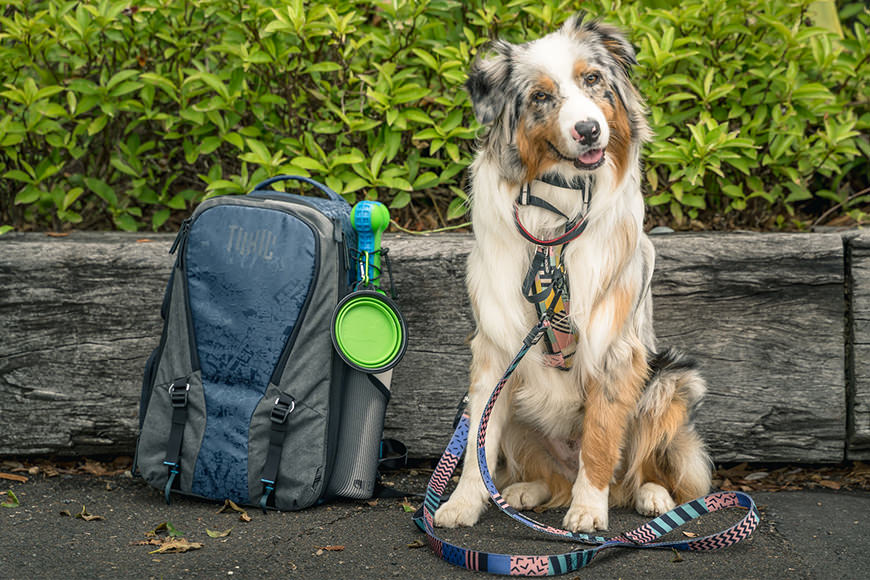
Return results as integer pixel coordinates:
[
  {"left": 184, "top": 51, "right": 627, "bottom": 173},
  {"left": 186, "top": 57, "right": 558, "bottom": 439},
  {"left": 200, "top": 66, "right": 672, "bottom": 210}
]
[{"left": 578, "top": 149, "right": 604, "bottom": 165}]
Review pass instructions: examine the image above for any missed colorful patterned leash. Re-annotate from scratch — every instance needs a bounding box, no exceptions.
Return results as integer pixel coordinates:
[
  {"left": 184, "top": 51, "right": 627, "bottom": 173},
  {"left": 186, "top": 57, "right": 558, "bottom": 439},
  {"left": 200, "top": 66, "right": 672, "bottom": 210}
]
[{"left": 412, "top": 318, "right": 760, "bottom": 576}]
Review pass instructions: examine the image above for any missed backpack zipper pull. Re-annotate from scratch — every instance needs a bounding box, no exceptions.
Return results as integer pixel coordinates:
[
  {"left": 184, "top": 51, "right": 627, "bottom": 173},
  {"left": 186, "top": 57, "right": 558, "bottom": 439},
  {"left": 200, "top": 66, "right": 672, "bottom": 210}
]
[{"left": 170, "top": 218, "right": 192, "bottom": 255}]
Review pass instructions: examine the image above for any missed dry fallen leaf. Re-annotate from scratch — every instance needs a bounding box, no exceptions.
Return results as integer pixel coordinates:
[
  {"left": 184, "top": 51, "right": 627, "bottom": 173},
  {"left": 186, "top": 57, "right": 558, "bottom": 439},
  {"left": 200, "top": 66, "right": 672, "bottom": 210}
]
[
  {"left": 315, "top": 545, "right": 345, "bottom": 552},
  {"left": 148, "top": 538, "right": 204, "bottom": 554},
  {"left": 75, "top": 506, "right": 103, "bottom": 521},
  {"left": 59, "top": 510, "right": 72, "bottom": 517},
  {"left": 682, "top": 531, "right": 698, "bottom": 538},
  {"left": 217, "top": 499, "right": 245, "bottom": 514},
  {"left": 81, "top": 459, "right": 109, "bottom": 477},
  {"left": 218, "top": 499, "right": 252, "bottom": 521},
  {"left": 407, "top": 539, "right": 426, "bottom": 549},
  {"left": 41, "top": 464, "right": 59, "bottom": 478},
  {"left": 0, "top": 472, "right": 28, "bottom": 483},
  {"left": 130, "top": 539, "right": 163, "bottom": 547},
  {"left": 206, "top": 528, "right": 233, "bottom": 538}
]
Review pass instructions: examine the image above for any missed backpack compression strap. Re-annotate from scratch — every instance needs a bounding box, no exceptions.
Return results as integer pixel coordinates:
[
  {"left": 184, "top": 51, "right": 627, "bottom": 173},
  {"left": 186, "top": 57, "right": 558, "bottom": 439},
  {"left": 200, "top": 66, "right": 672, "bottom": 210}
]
[
  {"left": 163, "top": 380, "right": 190, "bottom": 504},
  {"left": 412, "top": 320, "right": 760, "bottom": 576}
]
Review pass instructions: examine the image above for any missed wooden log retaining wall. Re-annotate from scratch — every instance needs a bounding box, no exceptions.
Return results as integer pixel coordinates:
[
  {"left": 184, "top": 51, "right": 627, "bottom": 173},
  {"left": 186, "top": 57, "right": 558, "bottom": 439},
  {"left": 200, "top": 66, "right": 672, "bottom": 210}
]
[{"left": 0, "top": 231, "right": 864, "bottom": 462}]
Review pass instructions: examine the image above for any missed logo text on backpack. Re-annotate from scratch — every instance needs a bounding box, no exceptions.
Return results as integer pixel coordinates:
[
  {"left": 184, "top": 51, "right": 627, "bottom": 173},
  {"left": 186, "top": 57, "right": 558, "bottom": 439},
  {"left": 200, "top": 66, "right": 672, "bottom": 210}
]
[{"left": 226, "top": 225, "right": 275, "bottom": 262}]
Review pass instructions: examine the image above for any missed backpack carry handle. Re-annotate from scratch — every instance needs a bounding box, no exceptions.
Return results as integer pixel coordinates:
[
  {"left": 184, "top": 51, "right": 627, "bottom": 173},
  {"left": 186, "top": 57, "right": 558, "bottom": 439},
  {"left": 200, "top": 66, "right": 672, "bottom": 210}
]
[{"left": 250, "top": 175, "right": 346, "bottom": 204}]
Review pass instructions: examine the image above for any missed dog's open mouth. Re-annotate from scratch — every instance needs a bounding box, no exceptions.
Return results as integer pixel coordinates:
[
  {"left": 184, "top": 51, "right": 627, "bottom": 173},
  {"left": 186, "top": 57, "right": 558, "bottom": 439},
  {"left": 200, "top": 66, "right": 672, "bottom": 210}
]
[
  {"left": 548, "top": 141, "right": 607, "bottom": 171},
  {"left": 574, "top": 148, "right": 605, "bottom": 170}
]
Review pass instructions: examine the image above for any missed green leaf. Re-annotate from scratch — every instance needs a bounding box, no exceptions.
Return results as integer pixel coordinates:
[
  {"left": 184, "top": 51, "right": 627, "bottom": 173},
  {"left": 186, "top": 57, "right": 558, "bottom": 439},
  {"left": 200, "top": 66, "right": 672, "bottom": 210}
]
[
  {"left": 87, "top": 115, "right": 109, "bottom": 136},
  {"left": 4, "top": 170, "right": 33, "bottom": 184},
  {"left": 140, "top": 73, "right": 178, "bottom": 99},
  {"left": 389, "top": 191, "right": 411, "bottom": 209},
  {"left": 84, "top": 177, "right": 118, "bottom": 207},
  {"left": 109, "top": 81, "right": 143, "bottom": 98},
  {"left": 646, "top": 192, "right": 672, "bottom": 206},
  {"left": 166, "top": 194, "right": 187, "bottom": 210},
  {"left": 14, "top": 186, "right": 42, "bottom": 205},
  {"left": 413, "top": 171, "right": 439, "bottom": 189},
  {"left": 186, "top": 72, "right": 229, "bottom": 101},
  {"left": 292, "top": 156, "right": 327, "bottom": 172},
  {"left": 62, "top": 187, "right": 85, "bottom": 211},
  {"left": 381, "top": 175, "right": 412, "bottom": 191},
  {"left": 152, "top": 208, "right": 171, "bottom": 229},
  {"left": 331, "top": 151, "right": 365, "bottom": 167},
  {"left": 305, "top": 62, "right": 342, "bottom": 74},
  {"left": 110, "top": 157, "right": 139, "bottom": 177},
  {"left": 244, "top": 139, "right": 272, "bottom": 165},
  {"left": 115, "top": 213, "right": 139, "bottom": 232},
  {"left": 1, "top": 490, "right": 19, "bottom": 508},
  {"left": 166, "top": 521, "right": 184, "bottom": 538},
  {"left": 106, "top": 69, "right": 140, "bottom": 91},
  {"left": 446, "top": 197, "right": 468, "bottom": 220}
]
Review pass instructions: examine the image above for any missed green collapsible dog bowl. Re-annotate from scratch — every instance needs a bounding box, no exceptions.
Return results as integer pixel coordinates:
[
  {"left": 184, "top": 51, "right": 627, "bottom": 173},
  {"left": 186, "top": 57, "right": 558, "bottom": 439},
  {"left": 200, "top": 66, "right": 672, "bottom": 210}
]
[{"left": 331, "top": 290, "right": 408, "bottom": 373}]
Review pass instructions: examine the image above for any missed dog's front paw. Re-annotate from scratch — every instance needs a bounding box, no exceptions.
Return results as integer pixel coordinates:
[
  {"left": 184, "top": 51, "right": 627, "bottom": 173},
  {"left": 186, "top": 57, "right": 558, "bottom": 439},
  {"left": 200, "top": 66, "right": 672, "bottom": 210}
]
[
  {"left": 563, "top": 502, "right": 609, "bottom": 532},
  {"left": 635, "top": 482, "right": 676, "bottom": 517},
  {"left": 502, "top": 481, "right": 551, "bottom": 510},
  {"left": 434, "top": 494, "right": 488, "bottom": 528}
]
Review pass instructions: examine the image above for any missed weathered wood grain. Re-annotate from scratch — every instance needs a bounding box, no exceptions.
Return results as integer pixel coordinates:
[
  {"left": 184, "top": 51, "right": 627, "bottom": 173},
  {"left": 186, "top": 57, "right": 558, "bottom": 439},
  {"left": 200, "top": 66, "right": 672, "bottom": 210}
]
[
  {"left": 847, "top": 232, "right": 870, "bottom": 459},
  {"left": 0, "top": 232, "right": 849, "bottom": 462},
  {"left": 0, "top": 233, "right": 171, "bottom": 455},
  {"left": 649, "top": 233, "right": 845, "bottom": 463}
]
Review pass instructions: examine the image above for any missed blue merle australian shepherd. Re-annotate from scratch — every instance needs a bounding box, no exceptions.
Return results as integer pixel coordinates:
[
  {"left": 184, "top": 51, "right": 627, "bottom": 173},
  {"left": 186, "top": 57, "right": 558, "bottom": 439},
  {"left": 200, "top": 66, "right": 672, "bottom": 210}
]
[{"left": 434, "top": 14, "right": 711, "bottom": 532}]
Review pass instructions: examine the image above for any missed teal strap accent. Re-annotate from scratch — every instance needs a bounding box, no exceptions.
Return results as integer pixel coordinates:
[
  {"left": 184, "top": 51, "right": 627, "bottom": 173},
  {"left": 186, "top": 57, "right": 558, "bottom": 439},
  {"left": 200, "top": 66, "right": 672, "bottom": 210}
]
[
  {"left": 163, "top": 464, "right": 179, "bottom": 505},
  {"left": 259, "top": 482, "right": 274, "bottom": 513}
]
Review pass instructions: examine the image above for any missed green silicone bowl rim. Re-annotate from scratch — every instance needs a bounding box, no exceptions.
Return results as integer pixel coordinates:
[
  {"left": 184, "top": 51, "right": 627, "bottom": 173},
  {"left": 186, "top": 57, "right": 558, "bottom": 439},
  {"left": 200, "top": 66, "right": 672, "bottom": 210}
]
[{"left": 331, "top": 290, "right": 407, "bottom": 372}]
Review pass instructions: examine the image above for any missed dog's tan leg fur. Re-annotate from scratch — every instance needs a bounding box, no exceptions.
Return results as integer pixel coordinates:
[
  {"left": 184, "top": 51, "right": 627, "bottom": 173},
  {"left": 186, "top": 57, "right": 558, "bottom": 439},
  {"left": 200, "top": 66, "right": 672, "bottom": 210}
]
[{"left": 563, "top": 345, "right": 647, "bottom": 531}]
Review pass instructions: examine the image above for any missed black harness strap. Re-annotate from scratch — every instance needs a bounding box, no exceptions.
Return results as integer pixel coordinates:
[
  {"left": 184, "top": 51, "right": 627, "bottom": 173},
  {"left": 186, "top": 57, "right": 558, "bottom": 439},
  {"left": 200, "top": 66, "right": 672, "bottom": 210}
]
[
  {"left": 513, "top": 178, "right": 591, "bottom": 247},
  {"left": 514, "top": 178, "right": 590, "bottom": 370},
  {"left": 163, "top": 380, "right": 190, "bottom": 504}
]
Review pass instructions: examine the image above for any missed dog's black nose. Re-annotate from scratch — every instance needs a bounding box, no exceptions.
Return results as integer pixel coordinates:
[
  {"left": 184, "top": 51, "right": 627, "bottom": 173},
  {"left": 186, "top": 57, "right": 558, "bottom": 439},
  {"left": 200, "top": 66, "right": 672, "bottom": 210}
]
[{"left": 573, "top": 120, "right": 600, "bottom": 143}]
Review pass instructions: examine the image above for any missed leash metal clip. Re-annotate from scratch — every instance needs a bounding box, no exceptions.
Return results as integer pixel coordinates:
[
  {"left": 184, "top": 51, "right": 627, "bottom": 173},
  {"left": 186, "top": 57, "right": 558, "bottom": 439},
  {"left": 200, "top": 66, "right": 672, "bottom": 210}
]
[{"left": 523, "top": 315, "right": 550, "bottom": 348}]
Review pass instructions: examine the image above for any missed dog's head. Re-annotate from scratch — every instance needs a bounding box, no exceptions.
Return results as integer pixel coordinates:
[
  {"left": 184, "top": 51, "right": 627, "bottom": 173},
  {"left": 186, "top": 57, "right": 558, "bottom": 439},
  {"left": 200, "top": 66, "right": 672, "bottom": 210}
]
[{"left": 466, "top": 14, "right": 650, "bottom": 185}]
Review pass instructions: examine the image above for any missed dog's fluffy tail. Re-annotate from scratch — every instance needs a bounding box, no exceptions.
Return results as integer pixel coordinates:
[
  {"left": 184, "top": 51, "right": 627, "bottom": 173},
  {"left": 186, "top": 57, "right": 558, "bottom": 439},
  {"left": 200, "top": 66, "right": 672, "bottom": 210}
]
[{"left": 641, "top": 348, "right": 706, "bottom": 417}]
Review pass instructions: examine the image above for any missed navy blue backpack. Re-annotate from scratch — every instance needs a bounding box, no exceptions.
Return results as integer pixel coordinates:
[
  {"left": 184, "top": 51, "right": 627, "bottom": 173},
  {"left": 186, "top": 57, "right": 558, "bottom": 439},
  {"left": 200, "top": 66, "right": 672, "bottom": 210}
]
[{"left": 134, "top": 176, "right": 395, "bottom": 510}]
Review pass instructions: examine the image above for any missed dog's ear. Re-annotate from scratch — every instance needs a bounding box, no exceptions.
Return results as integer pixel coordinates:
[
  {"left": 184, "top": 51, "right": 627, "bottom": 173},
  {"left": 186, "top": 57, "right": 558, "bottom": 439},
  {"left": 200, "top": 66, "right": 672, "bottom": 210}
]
[
  {"left": 565, "top": 14, "right": 638, "bottom": 77},
  {"left": 597, "top": 23, "right": 638, "bottom": 77},
  {"left": 465, "top": 40, "right": 514, "bottom": 126}
]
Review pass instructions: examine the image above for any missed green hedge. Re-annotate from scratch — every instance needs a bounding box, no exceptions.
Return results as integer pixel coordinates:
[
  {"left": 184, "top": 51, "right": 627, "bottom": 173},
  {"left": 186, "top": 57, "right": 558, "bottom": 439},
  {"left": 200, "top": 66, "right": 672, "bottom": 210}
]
[{"left": 0, "top": 0, "right": 868, "bottom": 233}]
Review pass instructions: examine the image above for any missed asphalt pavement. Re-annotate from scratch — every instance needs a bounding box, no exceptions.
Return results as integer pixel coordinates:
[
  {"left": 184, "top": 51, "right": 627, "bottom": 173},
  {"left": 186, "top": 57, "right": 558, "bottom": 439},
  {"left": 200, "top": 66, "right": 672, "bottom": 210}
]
[{"left": 2, "top": 469, "right": 869, "bottom": 579}]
